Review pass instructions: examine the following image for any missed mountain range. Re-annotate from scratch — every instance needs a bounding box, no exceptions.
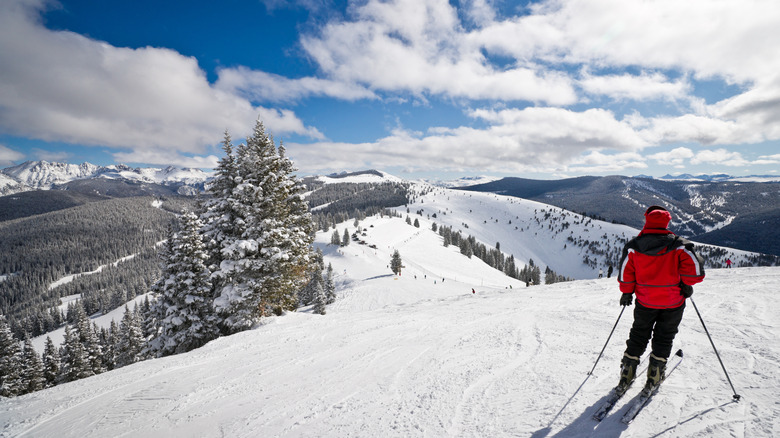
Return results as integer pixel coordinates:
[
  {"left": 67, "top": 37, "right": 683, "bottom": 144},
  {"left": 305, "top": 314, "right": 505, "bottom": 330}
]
[
  {"left": 0, "top": 160, "right": 211, "bottom": 196},
  {"left": 2, "top": 161, "right": 779, "bottom": 256},
  {"left": 460, "top": 175, "right": 780, "bottom": 256}
]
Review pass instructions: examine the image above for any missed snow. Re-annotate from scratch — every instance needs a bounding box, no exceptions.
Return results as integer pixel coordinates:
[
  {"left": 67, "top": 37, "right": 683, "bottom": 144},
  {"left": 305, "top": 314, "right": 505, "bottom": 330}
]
[
  {"left": 5, "top": 210, "right": 780, "bottom": 437},
  {"left": 30, "top": 295, "right": 149, "bottom": 354},
  {"left": 48, "top": 254, "right": 138, "bottom": 291},
  {"left": 316, "top": 170, "right": 405, "bottom": 185}
]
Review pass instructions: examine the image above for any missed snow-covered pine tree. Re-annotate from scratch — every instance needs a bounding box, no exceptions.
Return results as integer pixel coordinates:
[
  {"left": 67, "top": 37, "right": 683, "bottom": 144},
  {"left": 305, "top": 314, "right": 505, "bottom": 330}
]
[
  {"left": 42, "top": 336, "right": 60, "bottom": 387},
  {"left": 312, "top": 281, "right": 327, "bottom": 315},
  {"left": 103, "top": 320, "right": 119, "bottom": 370},
  {"left": 116, "top": 305, "right": 146, "bottom": 367},
  {"left": 150, "top": 212, "right": 219, "bottom": 356},
  {"left": 200, "top": 131, "right": 241, "bottom": 273},
  {"left": 212, "top": 122, "right": 314, "bottom": 331},
  {"left": 60, "top": 324, "right": 93, "bottom": 382},
  {"left": 324, "top": 263, "right": 336, "bottom": 304},
  {"left": 391, "top": 250, "right": 403, "bottom": 275},
  {"left": 0, "top": 316, "right": 23, "bottom": 397},
  {"left": 72, "top": 302, "right": 105, "bottom": 375},
  {"left": 299, "top": 266, "right": 322, "bottom": 307},
  {"left": 342, "top": 228, "right": 350, "bottom": 246},
  {"left": 21, "top": 335, "right": 46, "bottom": 394},
  {"left": 331, "top": 230, "right": 341, "bottom": 246}
]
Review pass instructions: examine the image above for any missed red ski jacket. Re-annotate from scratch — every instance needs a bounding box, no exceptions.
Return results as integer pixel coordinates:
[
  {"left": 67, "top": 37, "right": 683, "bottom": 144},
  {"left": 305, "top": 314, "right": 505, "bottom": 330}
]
[{"left": 617, "top": 229, "right": 705, "bottom": 309}]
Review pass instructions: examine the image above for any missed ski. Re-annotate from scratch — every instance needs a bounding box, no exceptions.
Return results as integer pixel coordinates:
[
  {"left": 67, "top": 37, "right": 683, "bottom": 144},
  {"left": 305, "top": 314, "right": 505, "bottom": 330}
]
[
  {"left": 621, "top": 349, "right": 684, "bottom": 424},
  {"left": 592, "top": 386, "right": 630, "bottom": 421},
  {"left": 592, "top": 361, "right": 649, "bottom": 422}
]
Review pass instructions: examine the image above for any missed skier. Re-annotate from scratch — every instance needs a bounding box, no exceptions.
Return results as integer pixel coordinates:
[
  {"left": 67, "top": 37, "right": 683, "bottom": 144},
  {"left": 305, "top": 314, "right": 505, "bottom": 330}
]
[
  {"left": 599, "top": 268, "right": 603, "bottom": 278},
  {"left": 607, "top": 265, "right": 613, "bottom": 278},
  {"left": 616, "top": 206, "right": 705, "bottom": 394},
  {"left": 725, "top": 258, "right": 732, "bottom": 268}
]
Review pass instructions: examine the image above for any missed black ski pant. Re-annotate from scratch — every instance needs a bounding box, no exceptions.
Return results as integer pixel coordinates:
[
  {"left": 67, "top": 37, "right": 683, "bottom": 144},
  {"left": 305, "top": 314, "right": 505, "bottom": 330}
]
[{"left": 625, "top": 301, "right": 685, "bottom": 360}]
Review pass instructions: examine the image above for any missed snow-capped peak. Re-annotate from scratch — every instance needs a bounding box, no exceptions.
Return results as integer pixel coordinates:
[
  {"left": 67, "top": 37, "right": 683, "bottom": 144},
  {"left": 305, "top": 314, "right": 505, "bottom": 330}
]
[{"left": 1, "top": 160, "right": 212, "bottom": 191}]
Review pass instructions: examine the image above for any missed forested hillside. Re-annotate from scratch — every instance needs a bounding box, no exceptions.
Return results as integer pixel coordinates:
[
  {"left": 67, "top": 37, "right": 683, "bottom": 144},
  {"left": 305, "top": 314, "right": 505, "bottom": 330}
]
[{"left": 0, "top": 196, "right": 195, "bottom": 337}]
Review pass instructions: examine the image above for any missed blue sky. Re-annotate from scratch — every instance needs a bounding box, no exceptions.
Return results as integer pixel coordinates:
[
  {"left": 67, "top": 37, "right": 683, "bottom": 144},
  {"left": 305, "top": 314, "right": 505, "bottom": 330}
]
[{"left": 1, "top": 0, "right": 779, "bottom": 180}]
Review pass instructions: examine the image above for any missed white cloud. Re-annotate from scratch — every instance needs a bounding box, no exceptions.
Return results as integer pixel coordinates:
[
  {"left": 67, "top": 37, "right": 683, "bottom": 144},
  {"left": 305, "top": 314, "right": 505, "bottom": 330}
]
[
  {"left": 286, "top": 106, "right": 650, "bottom": 175},
  {"left": 579, "top": 70, "right": 690, "bottom": 102},
  {"left": 646, "top": 147, "right": 695, "bottom": 166},
  {"left": 0, "top": 0, "right": 320, "bottom": 167},
  {"left": 215, "top": 67, "right": 376, "bottom": 102},
  {"left": 690, "top": 149, "right": 750, "bottom": 167},
  {"left": 0, "top": 144, "right": 25, "bottom": 166},
  {"left": 299, "top": 0, "right": 578, "bottom": 104},
  {"left": 112, "top": 149, "right": 221, "bottom": 169}
]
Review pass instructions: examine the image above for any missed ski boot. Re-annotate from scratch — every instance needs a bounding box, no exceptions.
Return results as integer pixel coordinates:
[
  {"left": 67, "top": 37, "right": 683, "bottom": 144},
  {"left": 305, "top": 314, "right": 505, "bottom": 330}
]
[
  {"left": 616, "top": 353, "right": 640, "bottom": 395},
  {"left": 642, "top": 353, "right": 667, "bottom": 396}
]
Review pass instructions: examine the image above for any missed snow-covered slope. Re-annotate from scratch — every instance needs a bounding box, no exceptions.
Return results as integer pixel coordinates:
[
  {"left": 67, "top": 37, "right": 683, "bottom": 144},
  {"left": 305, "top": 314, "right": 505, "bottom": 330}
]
[
  {"left": 0, "top": 172, "right": 27, "bottom": 195},
  {"left": 2, "top": 161, "right": 100, "bottom": 189},
  {"left": 3, "top": 214, "right": 778, "bottom": 438},
  {"left": 396, "top": 184, "right": 760, "bottom": 280}
]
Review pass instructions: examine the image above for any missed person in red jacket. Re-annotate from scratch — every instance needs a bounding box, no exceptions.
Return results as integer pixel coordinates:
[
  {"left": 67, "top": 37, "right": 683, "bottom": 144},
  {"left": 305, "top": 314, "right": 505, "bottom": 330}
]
[{"left": 615, "top": 205, "right": 705, "bottom": 394}]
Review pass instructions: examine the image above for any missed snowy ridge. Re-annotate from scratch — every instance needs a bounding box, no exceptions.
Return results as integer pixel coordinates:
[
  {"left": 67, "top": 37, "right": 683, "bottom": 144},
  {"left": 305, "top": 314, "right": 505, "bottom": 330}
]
[
  {"left": 0, "top": 160, "right": 211, "bottom": 191},
  {"left": 2, "top": 161, "right": 100, "bottom": 189},
  {"left": 398, "top": 184, "right": 759, "bottom": 280},
  {"left": 316, "top": 170, "right": 405, "bottom": 185},
  {"left": 5, "top": 214, "right": 778, "bottom": 436}
]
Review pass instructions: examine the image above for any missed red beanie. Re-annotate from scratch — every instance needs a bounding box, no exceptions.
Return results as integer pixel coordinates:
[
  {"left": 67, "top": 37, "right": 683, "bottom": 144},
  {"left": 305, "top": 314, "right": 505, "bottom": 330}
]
[{"left": 644, "top": 206, "right": 671, "bottom": 230}]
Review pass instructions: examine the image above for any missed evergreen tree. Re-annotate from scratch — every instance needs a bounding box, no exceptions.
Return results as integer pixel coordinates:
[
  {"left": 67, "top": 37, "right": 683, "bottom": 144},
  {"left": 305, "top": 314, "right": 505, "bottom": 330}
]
[
  {"left": 413, "top": 218, "right": 420, "bottom": 228},
  {"left": 331, "top": 230, "right": 341, "bottom": 246},
  {"left": 312, "top": 282, "right": 327, "bottom": 315},
  {"left": 60, "top": 324, "right": 93, "bottom": 382},
  {"left": 212, "top": 122, "right": 314, "bottom": 330},
  {"left": 103, "top": 320, "right": 119, "bottom": 370},
  {"left": 72, "top": 302, "right": 104, "bottom": 375},
  {"left": 0, "top": 316, "right": 23, "bottom": 397},
  {"left": 116, "top": 305, "right": 145, "bottom": 367},
  {"left": 324, "top": 263, "right": 336, "bottom": 304},
  {"left": 391, "top": 250, "right": 403, "bottom": 275},
  {"left": 42, "top": 336, "right": 60, "bottom": 387},
  {"left": 200, "top": 131, "right": 240, "bottom": 273},
  {"left": 21, "top": 336, "right": 46, "bottom": 394},
  {"left": 298, "top": 266, "right": 322, "bottom": 307},
  {"left": 342, "top": 228, "right": 350, "bottom": 246},
  {"left": 150, "top": 212, "right": 219, "bottom": 357}
]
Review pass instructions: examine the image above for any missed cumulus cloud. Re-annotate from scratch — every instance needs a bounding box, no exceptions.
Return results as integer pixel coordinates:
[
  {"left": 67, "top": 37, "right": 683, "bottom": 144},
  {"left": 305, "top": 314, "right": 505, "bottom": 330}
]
[
  {"left": 0, "top": 144, "right": 25, "bottom": 166},
  {"left": 285, "top": 106, "right": 650, "bottom": 174},
  {"left": 579, "top": 70, "right": 691, "bottom": 102},
  {"left": 215, "top": 67, "right": 376, "bottom": 103},
  {"left": 646, "top": 147, "right": 695, "bottom": 167},
  {"left": 299, "top": 0, "right": 578, "bottom": 104},
  {"left": 0, "top": 0, "right": 320, "bottom": 167},
  {"left": 690, "top": 149, "right": 750, "bottom": 167}
]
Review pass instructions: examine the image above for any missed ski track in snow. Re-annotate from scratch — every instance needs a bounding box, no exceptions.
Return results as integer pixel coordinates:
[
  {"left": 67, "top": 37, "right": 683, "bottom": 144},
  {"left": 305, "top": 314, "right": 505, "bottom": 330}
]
[{"left": 3, "top": 211, "right": 779, "bottom": 437}]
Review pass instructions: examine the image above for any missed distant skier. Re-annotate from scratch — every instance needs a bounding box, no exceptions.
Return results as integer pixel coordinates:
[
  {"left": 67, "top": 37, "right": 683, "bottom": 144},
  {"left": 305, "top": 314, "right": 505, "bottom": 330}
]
[
  {"left": 616, "top": 206, "right": 705, "bottom": 394},
  {"left": 725, "top": 258, "right": 732, "bottom": 268},
  {"left": 599, "top": 268, "right": 603, "bottom": 278},
  {"left": 607, "top": 265, "right": 613, "bottom": 278},
  {"left": 472, "top": 288, "right": 475, "bottom": 294}
]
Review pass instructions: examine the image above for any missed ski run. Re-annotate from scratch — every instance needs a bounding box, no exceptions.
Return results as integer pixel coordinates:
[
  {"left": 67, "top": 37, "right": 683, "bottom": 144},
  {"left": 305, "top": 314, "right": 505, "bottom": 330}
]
[{"left": 2, "top": 190, "right": 779, "bottom": 437}]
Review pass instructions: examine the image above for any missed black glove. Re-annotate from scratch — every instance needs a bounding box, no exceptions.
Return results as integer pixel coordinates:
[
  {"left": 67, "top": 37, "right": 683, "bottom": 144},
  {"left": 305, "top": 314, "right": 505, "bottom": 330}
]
[
  {"left": 679, "top": 281, "right": 693, "bottom": 298},
  {"left": 620, "top": 293, "right": 633, "bottom": 306}
]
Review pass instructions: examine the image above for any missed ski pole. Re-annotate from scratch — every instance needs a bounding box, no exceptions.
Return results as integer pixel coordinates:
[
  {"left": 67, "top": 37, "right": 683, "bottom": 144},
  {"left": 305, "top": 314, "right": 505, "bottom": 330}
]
[
  {"left": 690, "top": 297, "right": 742, "bottom": 401},
  {"left": 588, "top": 305, "right": 626, "bottom": 375}
]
